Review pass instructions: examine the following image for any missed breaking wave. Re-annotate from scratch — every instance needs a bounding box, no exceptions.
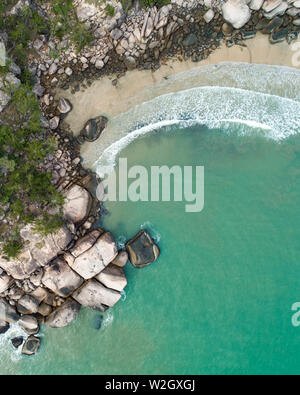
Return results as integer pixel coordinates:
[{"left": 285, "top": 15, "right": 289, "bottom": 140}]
[{"left": 92, "top": 82, "right": 300, "bottom": 173}]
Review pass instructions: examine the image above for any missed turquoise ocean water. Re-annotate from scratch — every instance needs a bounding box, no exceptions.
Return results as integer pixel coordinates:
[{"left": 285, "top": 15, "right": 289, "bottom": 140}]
[{"left": 1, "top": 63, "right": 300, "bottom": 375}]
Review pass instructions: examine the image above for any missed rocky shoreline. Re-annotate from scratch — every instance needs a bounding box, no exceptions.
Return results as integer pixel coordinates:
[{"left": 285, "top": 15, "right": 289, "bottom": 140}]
[{"left": 0, "top": 0, "right": 300, "bottom": 356}]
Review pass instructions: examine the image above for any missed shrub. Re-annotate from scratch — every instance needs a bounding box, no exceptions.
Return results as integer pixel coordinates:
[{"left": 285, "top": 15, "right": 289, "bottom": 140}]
[{"left": 105, "top": 4, "right": 115, "bottom": 17}]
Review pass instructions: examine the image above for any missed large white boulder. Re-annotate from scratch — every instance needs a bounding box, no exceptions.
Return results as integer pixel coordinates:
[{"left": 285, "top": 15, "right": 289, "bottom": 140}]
[
  {"left": 222, "top": 0, "right": 251, "bottom": 29},
  {"left": 96, "top": 264, "right": 127, "bottom": 292},
  {"left": 63, "top": 185, "right": 92, "bottom": 225},
  {"left": 68, "top": 232, "right": 118, "bottom": 280},
  {"left": 46, "top": 298, "right": 81, "bottom": 328},
  {"left": 73, "top": 279, "right": 121, "bottom": 310},
  {"left": 42, "top": 258, "right": 84, "bottom": 298}
]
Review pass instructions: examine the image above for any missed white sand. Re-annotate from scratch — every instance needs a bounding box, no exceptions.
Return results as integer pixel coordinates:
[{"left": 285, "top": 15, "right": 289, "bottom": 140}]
[{"left": 57, "top": 33, "right": 300, "bottom": 136}]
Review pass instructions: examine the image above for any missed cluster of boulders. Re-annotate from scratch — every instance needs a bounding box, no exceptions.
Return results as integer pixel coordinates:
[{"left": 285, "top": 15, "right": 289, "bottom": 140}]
[
  {"left": 24, "top": 0, "right": 300, "bottom": 80},
  {"left": 0, "top": 191, "right": 160, "bottom": 355}
]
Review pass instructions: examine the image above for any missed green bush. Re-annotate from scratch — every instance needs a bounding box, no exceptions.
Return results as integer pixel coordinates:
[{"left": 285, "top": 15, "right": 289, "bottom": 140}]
[
  {"left": 0, "top": 84, "right": 64, "bottom": 259},
  {"left": 105, "top": 4, "right": 115, "bottom": 17}
]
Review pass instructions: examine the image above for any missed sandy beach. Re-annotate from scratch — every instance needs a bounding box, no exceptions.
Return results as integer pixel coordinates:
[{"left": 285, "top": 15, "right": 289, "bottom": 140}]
[{"left": 58, "top": 33, "right": 300, "bottom": 136}]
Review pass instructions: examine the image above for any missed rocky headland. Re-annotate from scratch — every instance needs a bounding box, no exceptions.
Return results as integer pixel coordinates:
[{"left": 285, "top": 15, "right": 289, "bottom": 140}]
[{"left": 0, "top": 0, "right": 299, "bottom": 355}]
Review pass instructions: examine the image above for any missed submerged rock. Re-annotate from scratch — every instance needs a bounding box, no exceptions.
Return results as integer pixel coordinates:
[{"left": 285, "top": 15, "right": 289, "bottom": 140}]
[
  {"left": 126, "top": 230, "right": 160, "bottom": 268},
  {"left": 79, "top": 116, "right": 108, "bottom": 142},
  {"left": 46, "top": 298, "right": 81, "bottom": 328},
  {"left": 22, "top": 336, "right": 40, "bottom": 356},
  {"left": 94, "top": 314, "right": 103, "bottom": 330}
]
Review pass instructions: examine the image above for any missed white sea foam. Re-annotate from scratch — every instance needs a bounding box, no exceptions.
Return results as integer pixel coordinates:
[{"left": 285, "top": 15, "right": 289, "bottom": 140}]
[
  {"left": 102, "top": 310, "right": 114, "bottom": 329},
  {"left": 93, "top": 85, "right": 300, "bottom": 172},
  {"left": 0, "top": 323, "right": 27, "bottom": 362},
  {"left": 140, "top": 221, "right": 161, "bottom": 243},
  {"left": 116, "top": 235, "right": 127, "bottom": 249},
  {"left": 120, "top": 290, "right": 127, "bottom": 302}
]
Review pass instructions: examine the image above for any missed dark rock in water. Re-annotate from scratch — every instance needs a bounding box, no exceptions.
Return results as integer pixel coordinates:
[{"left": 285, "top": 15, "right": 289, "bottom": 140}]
[
  {"left": 182, "top": 33, "right": 197, "bottom": 47},
  {"left": 11, "top": 337, "right": 24, "bottom": 349},
  {"left": 241, "top": 30, "right": 256, "bottom": 39},
  {"left": 0, "top": 320, "right": 9, "bottom": 334},
  {"left": 270, "top": 28, "right": 289, "bottom": 43},
  {"left": 126, "top": 230, "right": 160, "bottom": 269},
  {"left": 95, "top": 314, "right": 103, "bottom": 330},
  {"left": 80, "top": 116, "right": 108, "bottom": 142},
  {"left": 22, "top": 336, "right": 40, "bottom": 356},
  {"left": 261, "top": 17, "right": 283, "bottom": 34}
]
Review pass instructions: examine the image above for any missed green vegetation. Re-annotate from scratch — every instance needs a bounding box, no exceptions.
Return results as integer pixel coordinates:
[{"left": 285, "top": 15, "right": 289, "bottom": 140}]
[
  {"left": 141, "top": 0, "right": 170, "bottom": 8},
  {"left": 105, "top": 3, "right": 116, "bottom": 17},
  {"left": 48, "top": 0, "right": 93, "bottom": 53},
  {"left": 0, "top": 83, "right": 64, "bottom": 259}
]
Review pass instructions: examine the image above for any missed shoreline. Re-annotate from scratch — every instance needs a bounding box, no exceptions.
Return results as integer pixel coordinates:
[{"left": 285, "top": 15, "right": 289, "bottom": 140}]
[{"left": 59, "top": 32, "right": 300, "bottom": 137}]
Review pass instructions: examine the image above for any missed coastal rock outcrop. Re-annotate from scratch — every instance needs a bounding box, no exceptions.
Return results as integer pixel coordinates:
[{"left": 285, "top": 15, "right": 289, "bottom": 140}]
[
  {"left": 73, "top": 279, "right": 121, "bottom": 310},
  {"left": 42, "top": 258, "right": 84, "bottom": 298},
  {"left": 63, "top": 184, "right": 92, "bottom": 225},
  {"left": 111, "top": 251, "right": 128, "bottom": 268},
  {"left": 96, "top": 264, "right": 127, "bottom": 292},
  {"left": 67, "top": 232, "right": 118, "bottom": 279},
  {"left": 0, "top": 271, "right": 14, "bottom": 293},
  {"left": 0, "top": 298, "right": 20, "bottom": 323},
  {"left": 0, "top": 224, "right": 72, "bottom": 280},
  {"left": 17, "top": 294, "right": 40, "bottom": 315},
  {"left": 18, "top": 315, "right": 39, "bottom": 335},
  {"left": 46, "top": 298, "right": 81, "bottom": 328},
  {"left": 126, "top": 230, "right": 160, "bottom": 268}
]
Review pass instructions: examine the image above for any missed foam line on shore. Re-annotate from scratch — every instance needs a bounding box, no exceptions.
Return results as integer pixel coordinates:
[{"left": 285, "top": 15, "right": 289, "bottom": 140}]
[{"left": 93, "top": 85, "right": 300, "bottom": 172}]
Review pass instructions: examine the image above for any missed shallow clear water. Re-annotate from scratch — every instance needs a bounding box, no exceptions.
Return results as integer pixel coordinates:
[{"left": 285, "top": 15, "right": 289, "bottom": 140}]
[{"left": 1, "top": 63, "right": 300, "bottom": 375}]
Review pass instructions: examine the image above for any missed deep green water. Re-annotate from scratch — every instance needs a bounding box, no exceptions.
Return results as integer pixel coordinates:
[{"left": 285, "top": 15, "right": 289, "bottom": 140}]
[{"left": 1, "top": 122, "right": 300, "bottom": 375}]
